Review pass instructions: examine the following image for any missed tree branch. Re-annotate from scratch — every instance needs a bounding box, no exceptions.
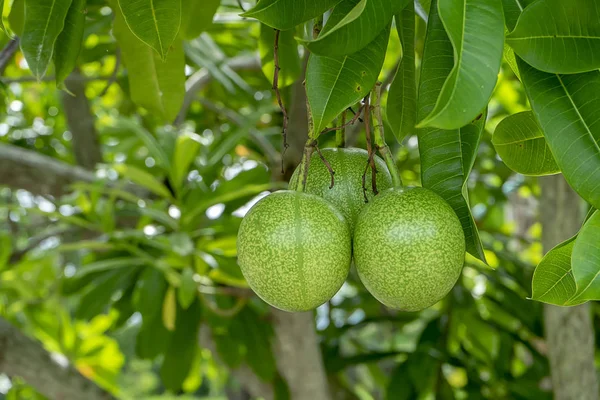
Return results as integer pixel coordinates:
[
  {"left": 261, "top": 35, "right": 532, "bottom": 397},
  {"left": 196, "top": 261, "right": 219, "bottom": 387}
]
[
  {"left": 0, "top": 318, "right": 114, "bottom": 400},
  {"left": 0, "top": 143, "right": 97, "bottom": 197},
  {"left": 0, "top": 38, "right": 20, "bottom": 75}
]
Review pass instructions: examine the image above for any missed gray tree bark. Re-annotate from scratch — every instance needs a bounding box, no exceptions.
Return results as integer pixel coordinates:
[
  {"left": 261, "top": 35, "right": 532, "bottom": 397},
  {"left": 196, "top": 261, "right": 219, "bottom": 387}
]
[
  {"left": 541, "top": 174, "right": 599, "bottom": 400},
  {"left": 0, "top": 318, "right": 114, "bottom": 400},
  {"left": 62, "top": 70, "right": 103, "bottom": 169}
]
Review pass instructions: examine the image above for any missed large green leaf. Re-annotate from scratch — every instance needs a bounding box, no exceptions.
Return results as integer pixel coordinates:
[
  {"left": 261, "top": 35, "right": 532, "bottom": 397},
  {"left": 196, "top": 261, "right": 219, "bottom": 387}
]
[
  {"left": 417, "top": 0, "right": 504, "bottom": 130},
  {"left": 303, "top": 0, "right": 408, "bottom": 57},
  {"left": 500, "top": 0, "right": 534, "bottom": 31},
  {"left": 531, "top": 238, "right": 582, "bottom": 306},
  {"left": 113, "top": 5, "right": 185, "bottom": 122},
  {"left": 180, "top": 0, "right": 219, "bottom": 39},
  {"left": 417, "top": 0, "right": 486, "bottom": 262},
  {"left": 20, "top": 0, "right": 73, "bottom": 78},
  {"left": 117, "top": 0, "right": 181, "bottom": 60},
  {"left": 571, "top": 211, "right": 600, "bottom": 301},
  {"left": 136, "top": 310, "right": 172, "bottom": 359},
  {"left": 53, "top": 0, "right": 86, "bottom": 88},
  {"left": 518, "top": 58, "right": 600, "bottom": 209},
  {"left": 160, "top": 298, "right": 202, "bottom": 392},
  {"left": 306, "top": 25, "right": 390, "bottom": 134},
  {"left": 507, "top": 0, "right": 600, "bottom": 74},
  {"left": 241, "top": 0, "right": 343, "bottom": 31},
  {"left": 386, "top": 3, "right": 417, "bottom": 143},
  {"left": 259, "top": 24, "right": 301, "bottom": 88},
  {"left": 492, "top": 111, "right": 560, "bottom": 176}
]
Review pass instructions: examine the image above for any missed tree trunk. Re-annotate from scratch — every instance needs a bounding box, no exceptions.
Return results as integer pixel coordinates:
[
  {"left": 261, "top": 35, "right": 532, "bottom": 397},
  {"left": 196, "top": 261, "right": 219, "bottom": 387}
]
[
  {"left": 540, "top": 174, "right": 599, "bottom": 400},
  {"left": 62, "top": 70, "right": 103, "bottom": 169},
  {"left": 0, "top": 318, "right": 114, "bottom": 400}
]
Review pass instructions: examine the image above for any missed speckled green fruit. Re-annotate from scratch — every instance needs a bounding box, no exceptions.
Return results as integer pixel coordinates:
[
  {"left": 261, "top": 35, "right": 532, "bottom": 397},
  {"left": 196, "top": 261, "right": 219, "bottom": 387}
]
[
  {"left": 353, "top": 187, "right": 465, "bottom": 311},
  {"left": 289, "top": 148, "right": 393, "bottom": 232},
  {"left": 237, "top": 190, "right": 351, "bottom": 312}
]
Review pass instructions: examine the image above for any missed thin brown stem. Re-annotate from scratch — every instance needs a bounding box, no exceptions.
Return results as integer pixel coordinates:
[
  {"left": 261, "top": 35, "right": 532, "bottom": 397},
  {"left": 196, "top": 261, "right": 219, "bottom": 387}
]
[
  {"left": 362, "top": 94, "right": 378, "bottom": 200},
  {"left": 272, "top": 29, "right": 289, "bottom": 174},
  {"left": 321, "top": 104, "right": 364, "bottom": 134},
  {"left": 371, "top": 82, "right": 402, "bottom": 188},
  {"left": 337, "top": 110, "right": 347, "bottom": 148},
  {"left": 314, "top": 144, "right": 335, "bottom": 189}
]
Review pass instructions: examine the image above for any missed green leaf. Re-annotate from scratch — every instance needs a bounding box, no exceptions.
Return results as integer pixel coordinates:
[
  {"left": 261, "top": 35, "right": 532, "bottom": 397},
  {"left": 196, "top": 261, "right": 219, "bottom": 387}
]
[
  {"left": 303, "top": 0, "right": 408, "bottom": 57},
  {"left": 386, "top": 4, "right": 416, "bottom": 143},
  {"left": 518, "top": 58, "right": 600, "bottom": 209},
  {"left": 306, "top": 24, "right": 390, "bottom": 134},
  {"left": 115, "top": 119, "right": 171, "bottom": 170},
  {"left": 417, "top": 0, "right": 504, "bottom": 130},
  {"left": 0, "top": 0, "right": 5, "bottom": 34},
  {"left": 239, "top": 307, "right": 277, "bottom": 381},
  {"left": 74, "top": 257, "right": 147, "bottom": 279},
  {"left": 53, "top": 0, "right": 85, "bottom": 88},
  {"left": 492, "top": 111, "right": 560, "bottom": 176},
  {"left": 133, "top": 267, "right": 168, "bottom": 321},
  {"left": 531, "top": 237, "right": 583, "bottom": 306},
  {"left": 113, "top": 6, "right": 185, "bottom": 122},
  {"left": 20, "top": 0, "right": 73, "bottom": 79},
  {"left": 417, "top": 0, "right": 486, "bottom": 262},
  {"left": 76, "top": 267, "right": 139, "bottom": 320},
  {"left": 507, "top": 0, "right": 600, "bottom": 74},
  {"left": 117, "top": 0, "right": 181, "bottom": 60},
  {"left": 571, "top": 211, "right": 600, "bottom": 301},
  {"left": 500, "top": 0, "right": 529, "bottom": 31},
  {"left": 170, "top": 131, "right": 202, "bottom": 193},
  {"left": 136, "top": 310, "right": 172, "bottom": 359},
  {"left": 177, "top": 267, "right": 197, "bottom": 309},
  {"left": 5, "top": 0, "right": 25, "bottom": 38},
  {"left": 259, "top": 24, "right": 301, "bottom": 88},
  {"left": 160, "top": 298, "right": 202, "bottom": 392},
  {"left": 114, "top": 164, "right": 173, "bottom": 200},
  {"left": 241, "top": 0, "right": 343, "bottom": 31},
  {"left": 180, "top": 0, "right": 219, "bottom": 39}
]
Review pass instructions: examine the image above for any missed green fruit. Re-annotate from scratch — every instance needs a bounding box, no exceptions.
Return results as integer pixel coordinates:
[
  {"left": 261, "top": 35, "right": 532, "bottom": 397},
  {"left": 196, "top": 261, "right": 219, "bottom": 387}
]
[
  {"left": 237, "top": 190, "right": 351, "bottom": 312},
  {"left": 353, "top": 187, "right": 465, "bottom": 311},
  {"left": 289, "top": 148, "right": 393, "bottom": 231}
]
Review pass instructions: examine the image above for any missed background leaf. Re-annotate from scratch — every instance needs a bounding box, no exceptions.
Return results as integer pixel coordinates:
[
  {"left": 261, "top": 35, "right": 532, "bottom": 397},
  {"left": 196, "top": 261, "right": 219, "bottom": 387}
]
[
  {"left": 417, "top": 0, "right": 504, "bottom": 130},
  {"left": 386, "top": 3, "right": 417, "bottom": 143},
  {"left": 417, "top": 0, "right": 486, "bottom": 262},
  {"left": 306, "top": 25, "right": 390, "bottom": 134},
  {"left": 507, "top": 0, "right": 600, "bottom": 74},
  {"left": 241, "top": 0, "right": 343, "bottom": 31},
  {"left": 170, "top": 132, "right": 202, "bottom": 193},
  {"left": 303, "top": 0, "right": 408, "bottom": 57},
  {"left": 492, "top": 111, "right": 560, "bottom": 176},
  {"left": 53, "top": 0, "right": 86, "bottom": 88},
  {"left": 113, "top": 4, "right": 185, "bottom": 122},
  {"left": 117, "top": 0, "right": 181, "bottom": 60},
  {"left": 177, "top": 267, "right": 197, "bottom": 309},
  {"left": 518, "top": 58, "right": 600, "bottom": 210},
  {"left": 180, "top": 0, "right": 219, "bottom": 39},
  {"left": 114, "top": 164, "right": 173, "bottom": 200},
  {"left": 259, "top": 24, "right": 301, "bottom": 88},
  {"left": 160, "top": 299, "right": 202, "bottom": 392},
  {"left": 20, "top": 0, "right": 73, "bottom": 78},
  {"left": 571, "top": 211, "right": 600, "bottom": 301}
]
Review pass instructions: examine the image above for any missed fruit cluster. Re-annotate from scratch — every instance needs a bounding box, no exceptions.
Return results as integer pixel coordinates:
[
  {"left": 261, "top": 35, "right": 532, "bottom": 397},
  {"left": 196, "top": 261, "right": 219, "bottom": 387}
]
[{"left": 237, "top": 148, "right": 466, "bottom": 313}]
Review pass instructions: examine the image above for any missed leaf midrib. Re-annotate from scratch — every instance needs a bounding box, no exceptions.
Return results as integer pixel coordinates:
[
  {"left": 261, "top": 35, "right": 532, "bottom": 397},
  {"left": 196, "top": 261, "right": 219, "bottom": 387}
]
[
  {"left": 509, "top": 34, "right": 600, "bottom": 41},
  {"left": 37, "top": 0, "right": 58, "bottom": 67}
]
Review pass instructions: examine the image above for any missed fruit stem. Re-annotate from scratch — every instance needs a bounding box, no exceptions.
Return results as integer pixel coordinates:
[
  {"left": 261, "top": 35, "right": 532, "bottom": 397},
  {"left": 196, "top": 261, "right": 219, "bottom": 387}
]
[
  {"left": 295, "top": 97, "right": 321, "bottom": 192},
  {"left": 370, "top": 82, "right": 403, "bottom": 189},
  {"left": 336, "top": 110, "right": 347, "bottom": 148}
]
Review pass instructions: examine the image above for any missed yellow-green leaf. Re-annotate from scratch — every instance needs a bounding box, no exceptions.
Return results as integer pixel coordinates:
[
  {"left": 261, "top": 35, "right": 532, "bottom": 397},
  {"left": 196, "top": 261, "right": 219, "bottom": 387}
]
[{"left": 162, "top": 286, "right": 177, "bottom": 331}]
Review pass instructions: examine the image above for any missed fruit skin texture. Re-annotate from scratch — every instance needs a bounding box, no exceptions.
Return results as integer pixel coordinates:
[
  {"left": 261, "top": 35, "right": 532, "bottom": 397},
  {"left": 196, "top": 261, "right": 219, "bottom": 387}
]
[
  {"left": 289, "top": 148, "right": 393, "bottom": 232},
  {"left": 237, "top": 190, "right": 351, "bottom": 312},
  {"left": 353, "top": 187, "right": 465, "bottom": 311}
]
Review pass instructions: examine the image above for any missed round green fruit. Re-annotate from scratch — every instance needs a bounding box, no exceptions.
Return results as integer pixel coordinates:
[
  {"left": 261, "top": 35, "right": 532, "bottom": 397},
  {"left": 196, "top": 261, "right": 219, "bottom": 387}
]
[
  {"left": 289, "top": 148, "right": 393, "bottom": 232},
  {"left": 353, "top": 187, "right": 465, "bottom": 311},
  {"left": 237, "top": 190, "right": 352, "bottom": 312}
]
